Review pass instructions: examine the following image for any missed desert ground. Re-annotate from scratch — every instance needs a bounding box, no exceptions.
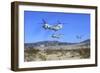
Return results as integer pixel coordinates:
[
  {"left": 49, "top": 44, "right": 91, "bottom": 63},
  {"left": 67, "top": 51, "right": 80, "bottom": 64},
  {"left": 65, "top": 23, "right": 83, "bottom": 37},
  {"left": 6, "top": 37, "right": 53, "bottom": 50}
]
[{"left": 24, "top": 45, "right": 90, "bottom": 62}]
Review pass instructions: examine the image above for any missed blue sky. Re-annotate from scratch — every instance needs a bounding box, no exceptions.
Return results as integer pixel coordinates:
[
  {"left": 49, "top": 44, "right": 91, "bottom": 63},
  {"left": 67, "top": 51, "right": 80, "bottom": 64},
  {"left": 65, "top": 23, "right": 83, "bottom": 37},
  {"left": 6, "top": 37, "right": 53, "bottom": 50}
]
[{"left": 24, "top": 11, "right": 90, "bottom": 43}]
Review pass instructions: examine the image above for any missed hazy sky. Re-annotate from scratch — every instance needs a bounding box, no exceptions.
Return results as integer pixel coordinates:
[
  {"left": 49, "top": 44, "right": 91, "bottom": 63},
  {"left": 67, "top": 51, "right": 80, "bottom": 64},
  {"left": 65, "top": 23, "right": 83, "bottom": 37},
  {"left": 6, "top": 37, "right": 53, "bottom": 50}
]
[{"left": 24, "top": 11, "right": 90, "bottom": 43}]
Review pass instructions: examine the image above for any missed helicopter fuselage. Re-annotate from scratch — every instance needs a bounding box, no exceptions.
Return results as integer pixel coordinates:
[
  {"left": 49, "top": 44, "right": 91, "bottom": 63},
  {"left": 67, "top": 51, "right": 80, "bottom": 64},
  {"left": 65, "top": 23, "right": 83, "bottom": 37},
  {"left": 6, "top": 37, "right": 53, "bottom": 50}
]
[{"left": 43, "top": 24, "right": 62, "bottom": 31}]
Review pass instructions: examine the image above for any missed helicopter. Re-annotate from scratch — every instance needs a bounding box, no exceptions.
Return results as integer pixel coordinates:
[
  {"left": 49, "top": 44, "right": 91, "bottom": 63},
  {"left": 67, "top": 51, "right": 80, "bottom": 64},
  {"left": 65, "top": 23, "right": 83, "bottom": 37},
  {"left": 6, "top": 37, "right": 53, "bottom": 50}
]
[
  {"left": 51, "top": 34, "right": 63, "bottom": 39},
  {"left": 76, "top": 35, "right": 82, "bottom": 39},
  {"left": 41, "top": 19, "right": 65, "bottom": 39},
  {"left": 42, "top": 19, "right": 63, "bottom": 31}
]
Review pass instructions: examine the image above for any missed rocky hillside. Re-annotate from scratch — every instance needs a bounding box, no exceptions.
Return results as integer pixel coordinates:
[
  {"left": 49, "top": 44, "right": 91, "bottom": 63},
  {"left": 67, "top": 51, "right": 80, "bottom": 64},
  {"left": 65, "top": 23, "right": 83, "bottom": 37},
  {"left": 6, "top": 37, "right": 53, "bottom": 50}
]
[{"left": 24, "top": 39, "right": 90, "bottom": 50}]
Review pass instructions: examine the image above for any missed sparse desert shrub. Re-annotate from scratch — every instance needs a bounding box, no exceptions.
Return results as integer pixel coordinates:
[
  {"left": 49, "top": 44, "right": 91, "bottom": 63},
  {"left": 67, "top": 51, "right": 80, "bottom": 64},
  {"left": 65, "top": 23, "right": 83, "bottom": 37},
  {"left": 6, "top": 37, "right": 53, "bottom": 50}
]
[
  {"left": 38, "top": 53, "right": 46, "bottom": 60},
  {"left": 45, "top": 50, "right": 54, "bottom": 55},
  {"left": 79, "top": 48, "right": 90, "bottom": 58},
  {"left": 24, "top": 48, "right": 40, "bottom": 54}
]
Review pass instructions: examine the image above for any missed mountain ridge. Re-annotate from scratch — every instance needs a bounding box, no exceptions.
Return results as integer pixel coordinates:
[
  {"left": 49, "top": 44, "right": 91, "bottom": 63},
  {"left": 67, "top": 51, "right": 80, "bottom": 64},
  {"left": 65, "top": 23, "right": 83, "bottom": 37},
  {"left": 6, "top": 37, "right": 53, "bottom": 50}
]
[{"left": 25, "top": 39, "right": 90, "bottom": 48}]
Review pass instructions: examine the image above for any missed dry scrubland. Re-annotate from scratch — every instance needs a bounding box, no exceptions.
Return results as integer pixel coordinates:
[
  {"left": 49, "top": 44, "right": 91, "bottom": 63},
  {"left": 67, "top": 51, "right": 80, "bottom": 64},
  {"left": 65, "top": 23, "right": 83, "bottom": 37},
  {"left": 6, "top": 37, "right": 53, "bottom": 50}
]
[{"left": 24, "top": 47, "right": 90, "bottom": 62}]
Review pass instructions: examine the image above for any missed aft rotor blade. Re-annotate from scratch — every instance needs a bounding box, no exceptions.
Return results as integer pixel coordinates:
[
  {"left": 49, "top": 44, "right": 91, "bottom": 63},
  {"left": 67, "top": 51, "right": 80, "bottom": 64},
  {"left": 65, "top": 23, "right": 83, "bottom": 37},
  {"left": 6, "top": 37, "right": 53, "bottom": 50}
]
[{"left": 42, "top": 19, "right": 47, "bottom": 24}]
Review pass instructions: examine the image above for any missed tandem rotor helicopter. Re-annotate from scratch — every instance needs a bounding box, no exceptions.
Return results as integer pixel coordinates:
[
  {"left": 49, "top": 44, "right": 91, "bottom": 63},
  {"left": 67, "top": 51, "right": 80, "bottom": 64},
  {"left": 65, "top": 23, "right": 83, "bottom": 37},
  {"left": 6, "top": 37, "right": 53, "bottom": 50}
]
[
  {"left": 42, "top": 19, "right": 63, "bottom": 31},
  {"left": 41, "top": 19, "right": 85, "bottom": 40},
  {"left": 41, "top": 19, "right": 64, "bottom": 39}
]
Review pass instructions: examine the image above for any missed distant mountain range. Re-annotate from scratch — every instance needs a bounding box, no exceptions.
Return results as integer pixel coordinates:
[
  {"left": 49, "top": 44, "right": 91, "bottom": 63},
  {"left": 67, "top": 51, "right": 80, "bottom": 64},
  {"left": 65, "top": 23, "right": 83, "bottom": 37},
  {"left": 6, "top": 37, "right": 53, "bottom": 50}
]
[
  {"left": 25, "top": 39, "right": 90, "bottom": 49},
  {"left": 80, "top": 39, "right": 90, "bottom": 43}
]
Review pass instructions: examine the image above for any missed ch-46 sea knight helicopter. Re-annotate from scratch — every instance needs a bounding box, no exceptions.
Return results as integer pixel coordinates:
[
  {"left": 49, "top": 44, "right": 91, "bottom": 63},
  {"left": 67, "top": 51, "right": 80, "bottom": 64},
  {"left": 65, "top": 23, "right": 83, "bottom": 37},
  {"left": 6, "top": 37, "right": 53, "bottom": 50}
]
[
  {"left": 51, "top": 34, "right": 64, "bottom": 39},
  {"left": 42, "top": 19, "right": 63, "bottom": 31},
  {"left": 41, "top": 19, "right": 64, "bottom": 39}
]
